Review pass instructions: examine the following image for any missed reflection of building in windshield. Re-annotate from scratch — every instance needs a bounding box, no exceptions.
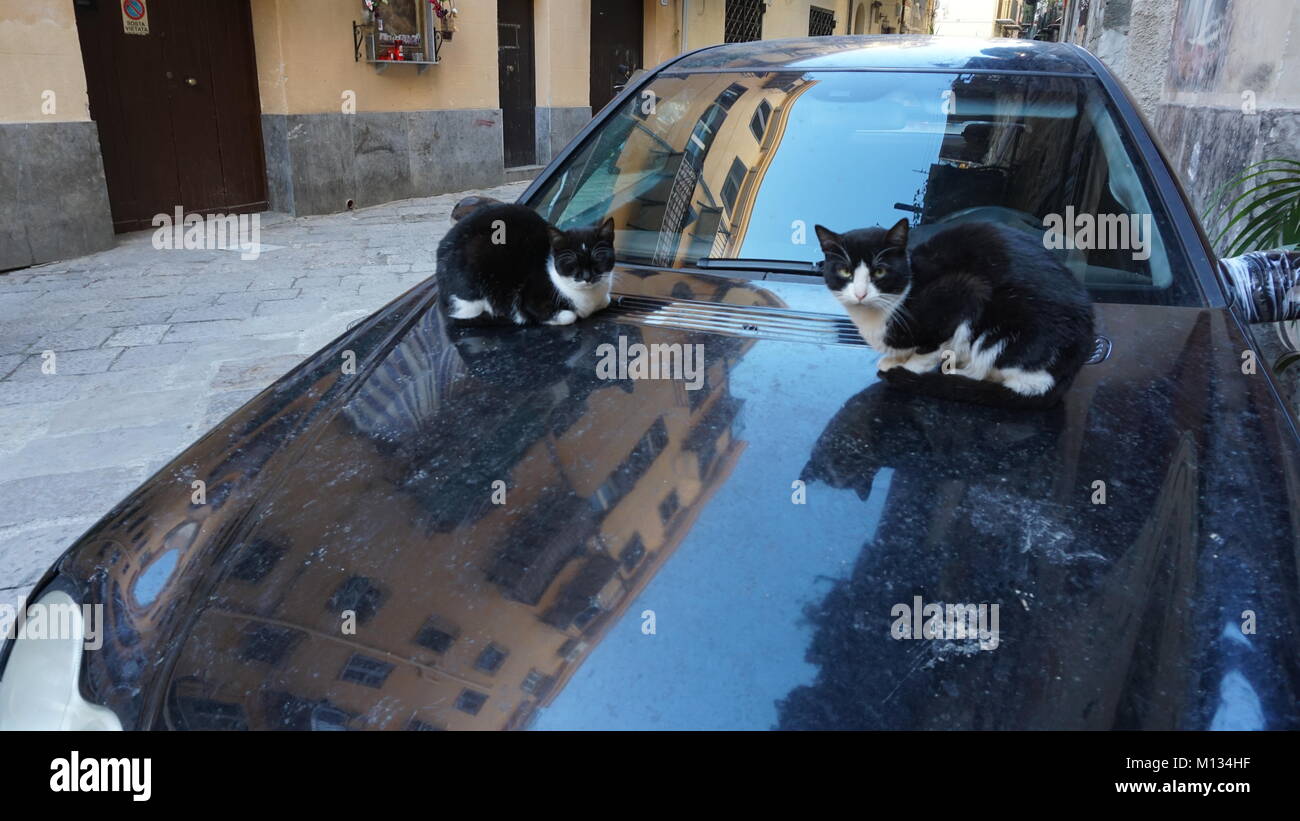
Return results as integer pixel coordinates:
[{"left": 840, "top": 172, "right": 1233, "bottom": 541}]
[
  {"left": 160, "top": 302, "right": 757, "bottom": 730},
  {"left": 601, "top": 73, "right": 814, "bottom": 267}
]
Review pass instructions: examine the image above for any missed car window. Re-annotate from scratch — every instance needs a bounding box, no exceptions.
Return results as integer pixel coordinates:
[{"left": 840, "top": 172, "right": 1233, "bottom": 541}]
[{"left": 528, "top": 70, "right": 1202, "bottom": 307}]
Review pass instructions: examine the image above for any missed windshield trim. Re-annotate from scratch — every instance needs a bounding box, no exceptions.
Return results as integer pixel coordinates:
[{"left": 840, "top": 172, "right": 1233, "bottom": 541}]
[{"left": 657, "top": 67, "right": 1096, "bottom": 79}]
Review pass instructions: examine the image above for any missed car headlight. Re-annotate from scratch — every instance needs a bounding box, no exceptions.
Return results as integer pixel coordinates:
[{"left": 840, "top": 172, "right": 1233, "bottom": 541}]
[{"left": 0, "top": 589, "right": 122, "bottom": 731}]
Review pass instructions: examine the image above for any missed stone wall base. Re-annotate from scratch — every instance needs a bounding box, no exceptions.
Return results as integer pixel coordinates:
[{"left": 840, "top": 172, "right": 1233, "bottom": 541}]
[{"left": 0, "top": 121, "right": 115, "bottom": 271}]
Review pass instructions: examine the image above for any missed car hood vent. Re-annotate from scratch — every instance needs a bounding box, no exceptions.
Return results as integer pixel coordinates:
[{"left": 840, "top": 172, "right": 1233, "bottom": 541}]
[
  {"left": 607, "top": 294, "right": 868, "bottom": 347},
  {"left": 607, "top": 295, "right": 1113, "bottom": 366}
]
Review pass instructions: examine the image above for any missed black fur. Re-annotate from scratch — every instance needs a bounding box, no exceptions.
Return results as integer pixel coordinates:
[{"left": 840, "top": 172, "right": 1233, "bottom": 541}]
[
  {"left": 815, "top": 219, "right": 1095, "bottom": 408},
  {"left": 877, "top": 367, "right": 1073, "bottom": 410},
  {"left": 435, "top": 203, "right": 614, "bottom": 325}
]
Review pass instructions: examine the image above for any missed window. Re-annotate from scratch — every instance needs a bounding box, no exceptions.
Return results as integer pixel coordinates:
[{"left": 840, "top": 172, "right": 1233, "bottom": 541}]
[
  {"left": 229, "top": 539, "right": 284, "bottom": 583},
  {"left": 620, "top": 533, "right": 646, "bottom": 569},
  {"left": 327, "top": 576, "right": 384, "bottom": 624},
  {"left": 659, "top": 490, "right": 681, "bottom": 524},
  {"left": 309, "top": 703, "right": 354, "bottom": 731},
  {"left": 685, "top": 394, "right": 740, "bottom": 474},
  {"left": 407, "top": 718, "right": 444, "bottom": 731},
  {"left": 724, "top": 0, "right": 764, "bottom": 43},
  {"left": 717, "top": 82, "right": 746, "bottom": 111},
  {"left": 415, "top": 616, "right": 458, "bottom": 653},
  {"left": 456, "top": 689, "right": 489, "bottom": 716},
  {"left": 589, "top": 418, "right": 670, "bottom": 512},
  {"left": 521, "top": 669, "right": 555, "bottom": 697},
  {"left": 722, "top": 157, "right": 748, "bottom": 213},
  {"left": 486, "top": 486, "right": 590, "bottom": 605},
  {"left": 475, "top": 643, "right": 510, "bottom": 675},
  {"left": 543, "top": 555, "right": 620, "bottom": 630},
  {"left": 809, "top": 6, "right": 836, "bottom": 36},
  {"left": 558, "top": 638, "right": 587, "bottom": 661},
  {"left": 750, "top": 99, "right": 772, "bottom": 141},
  {"left": 340, "top": 653, "right": 394, "bottom": 688},
  {"left": 573, "top": 604, "right": 603, "bottom": 630}
]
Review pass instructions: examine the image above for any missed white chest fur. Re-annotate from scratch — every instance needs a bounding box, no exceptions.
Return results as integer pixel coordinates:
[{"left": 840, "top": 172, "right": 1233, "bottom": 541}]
[
  {"left": 843, "top": 303, "right": 894, "bottom": 352},
  {"left": 547, "top": 256, "right": 612, "bottom": 318}
]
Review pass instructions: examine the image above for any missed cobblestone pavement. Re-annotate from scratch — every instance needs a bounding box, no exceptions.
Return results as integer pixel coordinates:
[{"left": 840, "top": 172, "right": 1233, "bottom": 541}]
[{"left": 0, "top": 181, "right": 530, "bottom": 609}]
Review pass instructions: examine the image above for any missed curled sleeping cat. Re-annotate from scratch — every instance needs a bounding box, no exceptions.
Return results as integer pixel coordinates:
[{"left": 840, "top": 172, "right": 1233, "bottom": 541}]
[
  {"left": 815, "top": 218, "right": 1095, "bottom": 409},
  {"left": 437, "top": 203, "right": 615, "bottom": 326}
]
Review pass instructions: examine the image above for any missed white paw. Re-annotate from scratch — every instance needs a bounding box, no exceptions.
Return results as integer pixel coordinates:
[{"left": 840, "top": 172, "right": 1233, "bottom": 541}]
[
  {"left": 545, "top": 310, "right": 578, "bottom": 326},
  {"left": 448, "top": 296, "right": 492, "bottom": 320},
  {"left": 1000, "top": 368, "right": 1055, "bottom": 396},
  {"left": 901, "top": 354, "right": 941, "bottom": 374}
]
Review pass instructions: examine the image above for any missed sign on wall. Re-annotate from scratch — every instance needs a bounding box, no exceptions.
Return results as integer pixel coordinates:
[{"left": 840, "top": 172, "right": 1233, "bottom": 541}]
[{"left": 121, "top": 0, "right": 149, "bottom": 36}]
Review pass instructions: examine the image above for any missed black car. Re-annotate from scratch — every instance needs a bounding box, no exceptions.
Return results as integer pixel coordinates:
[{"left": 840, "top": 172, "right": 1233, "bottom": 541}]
[{"left": 3, "top": 36, "right": 1298, "bottom": 731}]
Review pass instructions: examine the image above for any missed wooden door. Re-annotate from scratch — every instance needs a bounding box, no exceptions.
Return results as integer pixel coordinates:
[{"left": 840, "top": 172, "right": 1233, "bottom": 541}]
[
  {"left": 497, "top": 0, "right": 536, "bottom": 168},
  {"left": 75, "top": 0, "right": 268, "bottom": 232},
  {"left": 590, "top": 1, "right": 643, "bottom": 114}
]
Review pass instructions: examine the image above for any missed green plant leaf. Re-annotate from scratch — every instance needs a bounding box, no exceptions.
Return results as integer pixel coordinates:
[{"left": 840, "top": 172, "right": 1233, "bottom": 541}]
[
  {"left": 1215, "top": 184, "right": 1300, "bottom": 245},
  {"left": 1274, "top": 351, "right": 1300, "bottom": 374},
  {"left": 1227, "top": 197, "right": 1300, "bottom": 256},
  {"left": 1213, "top": 158, "right": 1300, "bottom": 255}
]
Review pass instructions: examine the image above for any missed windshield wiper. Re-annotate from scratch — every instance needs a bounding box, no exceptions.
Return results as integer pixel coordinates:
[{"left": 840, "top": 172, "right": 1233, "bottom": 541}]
[{"left": 694, "top": 257, "right": 821, "bottom": 276}]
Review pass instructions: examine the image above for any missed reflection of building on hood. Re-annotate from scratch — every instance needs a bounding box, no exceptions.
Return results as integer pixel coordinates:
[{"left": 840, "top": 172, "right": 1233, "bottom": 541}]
[{"left": 163, "top": 305, "right": 759, "bottom": 729}]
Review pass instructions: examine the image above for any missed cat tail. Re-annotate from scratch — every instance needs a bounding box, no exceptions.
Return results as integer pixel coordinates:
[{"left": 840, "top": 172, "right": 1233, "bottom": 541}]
[{"left": 878, "top": 368, "right": 1074, "bottom": 410}]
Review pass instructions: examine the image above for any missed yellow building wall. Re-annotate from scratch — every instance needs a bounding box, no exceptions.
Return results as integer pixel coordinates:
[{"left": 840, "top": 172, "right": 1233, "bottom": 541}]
[
  {"left": 645, "top": 0, "right": 854, "bottom": 61},
  {"left": 249, "top": 0, "right": 499, "bottom": 115},
  {"left": 643, "top": 0, "right": 682, "bottom": 68},
  {"left": 761, "top": 0, "right": 851, "bottom": 39},
  {"left": 536, "top": 0, "right": 591, "bottom": 108},
  {"left": 692, "top": 0, "right": 726, "bottom": 46},
  {"left": 0, "top": 0, "right": 90, "bottom": 123}
]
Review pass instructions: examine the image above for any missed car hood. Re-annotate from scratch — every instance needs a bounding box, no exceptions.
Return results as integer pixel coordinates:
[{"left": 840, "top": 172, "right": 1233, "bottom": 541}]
[{"left": 58, "top": 266, "right": 1300, "bottom": 729}]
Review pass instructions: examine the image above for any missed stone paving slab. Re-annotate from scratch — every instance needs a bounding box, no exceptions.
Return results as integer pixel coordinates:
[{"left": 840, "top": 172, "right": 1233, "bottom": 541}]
[{"left": 0, "top": 180, "right": 528, "bottom": 607}]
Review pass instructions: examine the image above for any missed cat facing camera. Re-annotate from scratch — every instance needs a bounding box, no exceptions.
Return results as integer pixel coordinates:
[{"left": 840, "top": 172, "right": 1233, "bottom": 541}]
[
  {"left": 815, "top": 218, "right": 1095, "bottom": 409},
  {"left": 436, "top": 203, "right": 615, "bottom": 327}
]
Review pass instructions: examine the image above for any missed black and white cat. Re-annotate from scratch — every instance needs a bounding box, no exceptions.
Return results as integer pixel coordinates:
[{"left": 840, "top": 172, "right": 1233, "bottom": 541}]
[
  {"left": 814, "top": 218, "right": 1095, "bottom": 408},
  {"left": 436, "top": 203, "right": 615, "bottom": 326}
]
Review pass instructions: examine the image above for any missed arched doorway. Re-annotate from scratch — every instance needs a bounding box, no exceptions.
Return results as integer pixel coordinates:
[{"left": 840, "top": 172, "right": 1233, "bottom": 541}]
[{"left": 852, "top": 3, "right": 868, "bottom": 34}]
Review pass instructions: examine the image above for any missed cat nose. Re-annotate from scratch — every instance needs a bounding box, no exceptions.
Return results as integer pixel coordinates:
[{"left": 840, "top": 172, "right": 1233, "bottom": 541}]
[{"left": 854, "top": 288, "right": 867, "bottom": 300}]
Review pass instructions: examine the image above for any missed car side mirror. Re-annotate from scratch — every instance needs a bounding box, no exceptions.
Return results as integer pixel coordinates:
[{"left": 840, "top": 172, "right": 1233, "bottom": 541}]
[{"left": 1218, "top": 250, "right": 1300, "bottom": 323}]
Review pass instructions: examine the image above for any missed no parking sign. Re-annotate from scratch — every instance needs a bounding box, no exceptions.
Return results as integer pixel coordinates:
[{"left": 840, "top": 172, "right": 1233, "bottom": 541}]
[{"left": 121, "top": 0, "right": 149, "bottom": 36}]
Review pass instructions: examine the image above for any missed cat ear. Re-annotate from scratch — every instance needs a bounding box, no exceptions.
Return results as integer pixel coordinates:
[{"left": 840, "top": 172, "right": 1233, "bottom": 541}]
[
  {"left": 596, "top": 217, "right": 615, "bottom": 244},
  {"left": 545, "top": 224, "right": 568, "bottom": 248},
  {"left": 814, "top": 225, "right": 845, "bottom": 257},
  {"left": 886, "top": 218, "right": 910, "bottom": 248}
]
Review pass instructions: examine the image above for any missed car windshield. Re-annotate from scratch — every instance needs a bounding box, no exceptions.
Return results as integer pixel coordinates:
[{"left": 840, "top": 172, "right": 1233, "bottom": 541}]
[{"left": 528, "top": 69, "right": 1202, "bottom": 306}]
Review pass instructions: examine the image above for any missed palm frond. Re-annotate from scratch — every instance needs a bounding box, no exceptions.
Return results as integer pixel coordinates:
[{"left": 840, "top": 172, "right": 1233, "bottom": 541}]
[{"left": 1212, "top": 159, "right": 1300, "bottom": 257}]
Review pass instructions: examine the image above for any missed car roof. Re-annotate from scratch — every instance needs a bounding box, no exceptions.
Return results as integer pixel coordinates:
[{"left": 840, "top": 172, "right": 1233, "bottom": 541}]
[{"left": 666, "top": 35, "right": 1098, "bottom": 76}]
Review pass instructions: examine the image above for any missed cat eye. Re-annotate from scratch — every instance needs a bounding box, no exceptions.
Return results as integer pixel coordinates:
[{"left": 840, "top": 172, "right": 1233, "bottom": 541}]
[
  {"left": 871, "top": 268, "right": 886, "bottom": 279},
  {"left": 838, "top": 269, "right": 851, "bottom": 279}
]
